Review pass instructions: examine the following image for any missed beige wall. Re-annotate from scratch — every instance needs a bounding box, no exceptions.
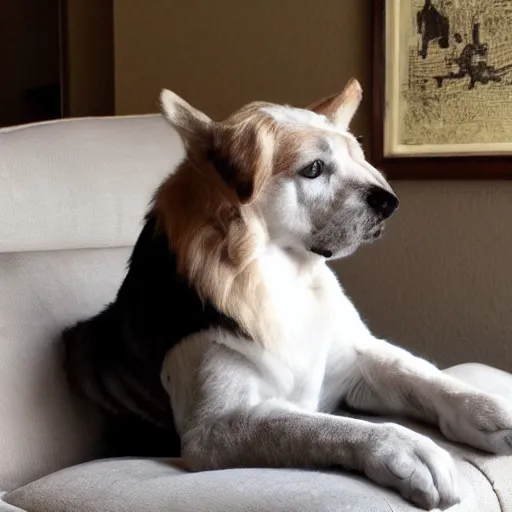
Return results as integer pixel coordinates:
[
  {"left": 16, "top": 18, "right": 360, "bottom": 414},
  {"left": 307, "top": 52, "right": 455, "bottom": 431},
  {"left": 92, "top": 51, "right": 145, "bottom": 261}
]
[
  {"left": 113, "top": 0, "right": 372, "bottom": 137},
  {"left": 114, "top": 0, "right": 512, "bottom": 373},
  {"left": 334, "top": 181, "right": 512, "bottom": 373}
]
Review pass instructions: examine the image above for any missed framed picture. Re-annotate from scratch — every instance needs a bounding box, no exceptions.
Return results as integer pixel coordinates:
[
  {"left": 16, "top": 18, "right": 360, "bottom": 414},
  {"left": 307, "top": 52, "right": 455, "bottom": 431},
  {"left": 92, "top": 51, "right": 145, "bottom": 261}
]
[{"left": 373, "top": 0, "right": 512, "bottom": 178}]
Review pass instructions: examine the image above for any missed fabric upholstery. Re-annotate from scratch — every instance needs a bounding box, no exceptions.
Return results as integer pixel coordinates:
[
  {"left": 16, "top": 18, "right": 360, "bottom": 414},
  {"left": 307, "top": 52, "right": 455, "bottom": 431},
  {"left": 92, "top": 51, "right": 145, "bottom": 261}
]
[
  {"left": 3, "top": 456, "right": 495, "bottom": 512},
  {"left": 0, "top": 248, "right": 131, "bottom": 492},
  {"left": 0, "top": 114, "right": 183, "bottom": 491},
  {"left": 0, "top": 115, "right": 183, "bottom": 253},
  {"left": 443, "top": 363, "right": 512, "bottom": 509},
  {"left": 0, "top": 500, "right": 24, "bottom": 512}
]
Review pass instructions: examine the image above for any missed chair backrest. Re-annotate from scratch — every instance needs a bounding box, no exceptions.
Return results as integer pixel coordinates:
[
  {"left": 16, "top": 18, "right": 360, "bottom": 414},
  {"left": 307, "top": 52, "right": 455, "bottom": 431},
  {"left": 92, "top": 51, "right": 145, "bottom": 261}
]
[{"left": 0, "top": 114, "right": 184, "bottom": 492}]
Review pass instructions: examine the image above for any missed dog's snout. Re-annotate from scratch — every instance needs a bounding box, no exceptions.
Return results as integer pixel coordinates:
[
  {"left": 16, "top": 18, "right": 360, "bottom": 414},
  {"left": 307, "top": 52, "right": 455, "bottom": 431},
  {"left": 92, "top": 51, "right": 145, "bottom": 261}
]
[{"left": 366, "top": 186, "right": 399, "bottom": 219}]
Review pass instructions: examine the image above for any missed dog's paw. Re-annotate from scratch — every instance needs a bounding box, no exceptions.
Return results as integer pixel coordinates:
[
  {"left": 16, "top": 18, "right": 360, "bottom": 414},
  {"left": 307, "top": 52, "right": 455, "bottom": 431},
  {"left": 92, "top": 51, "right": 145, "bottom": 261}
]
[
  {"left": 364, "top": 424, "right": 460, "bottom": 510},
  {"left": 439, "top": 391, "right": 512, "bottom": 455}
]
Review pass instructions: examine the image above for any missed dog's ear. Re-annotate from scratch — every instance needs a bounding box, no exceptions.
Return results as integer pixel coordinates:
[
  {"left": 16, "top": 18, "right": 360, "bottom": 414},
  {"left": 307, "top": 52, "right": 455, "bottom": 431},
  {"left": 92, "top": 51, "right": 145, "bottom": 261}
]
[
  {"left": 160, "top": 89, "right": 272, "bottom": 204},
  {"left": 209, "top": 122, "right": 274, "bottom": 204},
  {"left": 160, "top": 89, "right": 212, "bottom": 150},
  {"left": 307, "top": 78, "right": 362, "bottom": 131}
]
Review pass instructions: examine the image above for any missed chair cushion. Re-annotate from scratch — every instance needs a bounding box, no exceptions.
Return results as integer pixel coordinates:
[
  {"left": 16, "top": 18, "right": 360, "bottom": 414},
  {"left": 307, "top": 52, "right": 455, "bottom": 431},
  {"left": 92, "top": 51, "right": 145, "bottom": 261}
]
[
  {"left": 2, "top": 455, "right": 495, "bottom": 512},
  {"left": 443, "top": 363, "right": 512, "bottom": 508},
  {"left": 0, "top": 115, "right": 183, "bottom": 253}
]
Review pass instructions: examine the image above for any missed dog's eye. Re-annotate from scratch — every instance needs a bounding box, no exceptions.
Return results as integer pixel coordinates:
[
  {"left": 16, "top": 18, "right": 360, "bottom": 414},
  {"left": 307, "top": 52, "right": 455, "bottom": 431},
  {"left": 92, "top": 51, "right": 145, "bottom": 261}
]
[{"left": 299, "top": 160, "right": 324, "bottom": 179}]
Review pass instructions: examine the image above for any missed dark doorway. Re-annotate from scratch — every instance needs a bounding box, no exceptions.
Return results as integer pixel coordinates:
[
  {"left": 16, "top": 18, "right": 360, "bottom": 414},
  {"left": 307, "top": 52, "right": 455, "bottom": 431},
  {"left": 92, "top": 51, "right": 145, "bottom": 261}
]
[
  {"left": 0, "top": 0, "right": 114, "bottom": 128},
  {"left": 0, "top": 0, "right": 62, "bottom": 127}
]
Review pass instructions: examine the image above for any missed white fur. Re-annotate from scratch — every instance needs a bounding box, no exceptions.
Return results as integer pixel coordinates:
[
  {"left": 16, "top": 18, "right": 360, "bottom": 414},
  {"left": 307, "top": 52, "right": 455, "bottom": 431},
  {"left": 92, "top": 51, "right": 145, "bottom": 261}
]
[
  {"left": 217, "top": 244, "right": 358, "bottom": 407},
  {"left": 162, "top": 233, "right": 512, "bottom": 509}
]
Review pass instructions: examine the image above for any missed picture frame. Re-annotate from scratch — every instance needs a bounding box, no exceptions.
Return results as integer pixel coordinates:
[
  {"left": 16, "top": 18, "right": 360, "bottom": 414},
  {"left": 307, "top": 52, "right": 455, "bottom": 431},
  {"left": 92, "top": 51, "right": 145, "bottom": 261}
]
[{"left": 372, "top": 0, "right": 512, "bottom": 179}]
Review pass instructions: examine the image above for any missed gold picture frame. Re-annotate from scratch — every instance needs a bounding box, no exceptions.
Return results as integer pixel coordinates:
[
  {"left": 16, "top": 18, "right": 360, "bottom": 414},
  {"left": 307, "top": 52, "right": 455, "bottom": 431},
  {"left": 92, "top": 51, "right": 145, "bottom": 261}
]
[{"left": 373, "top": 0, "right": 512, "bottom": 178}]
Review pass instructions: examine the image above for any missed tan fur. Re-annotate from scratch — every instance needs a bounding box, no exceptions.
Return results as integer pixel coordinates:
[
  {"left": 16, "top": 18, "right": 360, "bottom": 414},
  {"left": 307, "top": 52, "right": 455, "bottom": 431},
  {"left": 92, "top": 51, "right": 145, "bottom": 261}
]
[
  {"left": 275, "top": 130, "right": 326, "bottom": 175},
  {"left": 211, "top": 102, "right": 277, "bottom": 202},
  {"left": 306, "top": 78, "right": 362, "bottom": 130}
]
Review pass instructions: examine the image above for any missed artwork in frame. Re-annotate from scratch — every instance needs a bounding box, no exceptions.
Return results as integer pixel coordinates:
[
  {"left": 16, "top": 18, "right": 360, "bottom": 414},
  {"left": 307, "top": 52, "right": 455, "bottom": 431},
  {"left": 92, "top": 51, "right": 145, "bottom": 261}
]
[{"left": 373, "top": 0, "right": 512, "bottom": 178}]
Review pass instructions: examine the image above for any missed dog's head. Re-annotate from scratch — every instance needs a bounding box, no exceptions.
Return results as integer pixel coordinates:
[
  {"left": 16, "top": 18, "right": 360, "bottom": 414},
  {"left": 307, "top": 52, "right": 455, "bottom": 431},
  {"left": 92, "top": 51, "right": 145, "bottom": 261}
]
[{"left": 159, "top": 78, "right": 398, "bottom": 262}]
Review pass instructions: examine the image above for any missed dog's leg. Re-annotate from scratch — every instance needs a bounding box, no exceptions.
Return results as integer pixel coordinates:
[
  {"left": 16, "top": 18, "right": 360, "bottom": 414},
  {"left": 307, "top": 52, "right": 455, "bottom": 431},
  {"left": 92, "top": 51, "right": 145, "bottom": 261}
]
[
  {"left": 341, "top": 338, "right": 512, "bottom": 455},
  {"left": 163, "top": 334, "right": 460, "bottom": 510},
  {"left": 182, "top": 406, "right": 460, "bottom": 510}
]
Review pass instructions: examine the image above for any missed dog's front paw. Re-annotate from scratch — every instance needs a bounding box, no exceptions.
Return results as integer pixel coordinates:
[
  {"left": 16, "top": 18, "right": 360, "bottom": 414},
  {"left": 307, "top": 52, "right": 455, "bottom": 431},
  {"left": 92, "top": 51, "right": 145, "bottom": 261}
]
[
  {"left": 364, "top": 424, "right": 460, "bottom": 510},
  {"left": 439, "top": 391, "right": 512, "bottom": 454}
]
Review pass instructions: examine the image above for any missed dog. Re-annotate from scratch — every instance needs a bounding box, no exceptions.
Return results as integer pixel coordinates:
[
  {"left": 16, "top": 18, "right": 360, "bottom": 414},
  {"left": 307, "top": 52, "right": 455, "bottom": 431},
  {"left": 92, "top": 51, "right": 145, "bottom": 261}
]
[{"left": 63, "top": 78, "right": 512, "bottom": 510}]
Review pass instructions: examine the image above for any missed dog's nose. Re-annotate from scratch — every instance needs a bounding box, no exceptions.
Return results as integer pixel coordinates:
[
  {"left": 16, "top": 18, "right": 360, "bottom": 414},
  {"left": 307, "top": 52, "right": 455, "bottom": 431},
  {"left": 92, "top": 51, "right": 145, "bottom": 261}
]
[{"left": 366, "top": 186, "right": 399, "bottom": 219}]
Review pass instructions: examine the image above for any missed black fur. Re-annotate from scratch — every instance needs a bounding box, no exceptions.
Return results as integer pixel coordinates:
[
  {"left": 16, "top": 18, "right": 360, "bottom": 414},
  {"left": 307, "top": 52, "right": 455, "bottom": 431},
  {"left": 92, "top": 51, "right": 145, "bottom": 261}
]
[
  {"left": 63, "top": 213, "right": 243, "bottom": 457},
  {"left": 207, "top": 149, "right": 254, "bottom": 201}
]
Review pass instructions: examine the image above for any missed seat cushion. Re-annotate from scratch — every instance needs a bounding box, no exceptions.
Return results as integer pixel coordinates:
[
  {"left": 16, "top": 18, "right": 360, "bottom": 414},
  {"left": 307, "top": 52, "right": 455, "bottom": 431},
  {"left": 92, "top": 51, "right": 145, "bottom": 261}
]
[{"left": 2, "top": 455, "right": 495, "bottom": 512}]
